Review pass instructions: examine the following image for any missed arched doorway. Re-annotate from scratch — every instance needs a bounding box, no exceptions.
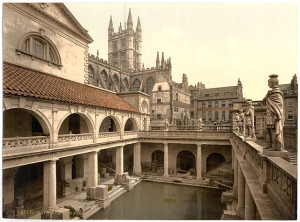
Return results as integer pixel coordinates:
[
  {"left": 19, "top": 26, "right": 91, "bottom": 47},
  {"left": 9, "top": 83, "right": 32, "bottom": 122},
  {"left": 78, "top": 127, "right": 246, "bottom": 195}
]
[
  {"left": 58, "top": 113, "right": 89, "bottom": 135},
  {"left": 151, "top": 150, "right": 164, "bottom": 169},
  {"left": 206, "top": 153, "right": 226, "bottom": 172},
  {"left": 99, "top": 116, "right": 120, "bottom": 132},
  {"left": 124, "top": 118, "right": 137, "bottom": 131},
  {"left": 3, "top": 109, "right": 48, "bottom": 138},
  {"left": 176, "top": 150, "right": 196, "bottom": 174}
]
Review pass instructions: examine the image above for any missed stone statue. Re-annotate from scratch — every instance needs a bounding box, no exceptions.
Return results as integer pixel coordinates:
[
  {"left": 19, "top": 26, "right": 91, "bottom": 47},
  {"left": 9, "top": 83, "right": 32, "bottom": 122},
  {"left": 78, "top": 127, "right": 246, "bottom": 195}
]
[
  {"left": 262, "top": 74, "right": 284, "bottom": 151},
  {"left": 164, "top": 117, "right": 169, "bottom": 131},
  {"left": 244, "top": 100, "right": 256, "bottom": 140},
  {"left": 232, "top": 113, "right": 239, "bottom": 133},
  {"left": 238, "top": 109, "right": 245, "bottom": 135},
  {"left": 197, "top": 117, "right": 203, "bottom": 130}
]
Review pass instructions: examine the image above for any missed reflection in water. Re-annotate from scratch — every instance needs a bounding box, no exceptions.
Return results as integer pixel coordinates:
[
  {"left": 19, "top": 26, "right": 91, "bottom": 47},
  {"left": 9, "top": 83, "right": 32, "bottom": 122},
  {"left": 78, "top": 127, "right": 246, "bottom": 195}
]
[{"left": 88, "top": 181, "right": 226, "bottom": 220}]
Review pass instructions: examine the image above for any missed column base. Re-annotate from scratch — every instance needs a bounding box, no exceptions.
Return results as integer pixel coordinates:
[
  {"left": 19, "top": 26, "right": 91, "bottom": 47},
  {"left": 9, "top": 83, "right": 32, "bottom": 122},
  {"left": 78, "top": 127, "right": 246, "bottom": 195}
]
[
  {"left": 133, "top": 166, "right": 142, "bottom": 176},
  {"left": 236, "top": 206, "right": 245, "bottom": 219},
  {"left": 41, "top": 208, "right": 69, "bottom": 220},
  {"left": 163, "top": 174, "right": 169, "bottom": 178}
]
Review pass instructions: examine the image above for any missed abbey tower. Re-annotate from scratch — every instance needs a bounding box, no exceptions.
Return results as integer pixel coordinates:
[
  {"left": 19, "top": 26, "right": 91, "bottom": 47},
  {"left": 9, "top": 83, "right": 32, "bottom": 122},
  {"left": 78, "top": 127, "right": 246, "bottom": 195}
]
[{"left": 108, "top": 9, "right": 142, "bottom": 71}]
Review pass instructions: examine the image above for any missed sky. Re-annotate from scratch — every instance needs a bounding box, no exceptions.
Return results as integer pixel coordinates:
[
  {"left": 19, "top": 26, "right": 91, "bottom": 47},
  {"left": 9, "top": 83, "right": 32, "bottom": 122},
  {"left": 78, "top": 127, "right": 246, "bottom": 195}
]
[{"left": 65, "top": 2, "right": 298, "bottom": 100}]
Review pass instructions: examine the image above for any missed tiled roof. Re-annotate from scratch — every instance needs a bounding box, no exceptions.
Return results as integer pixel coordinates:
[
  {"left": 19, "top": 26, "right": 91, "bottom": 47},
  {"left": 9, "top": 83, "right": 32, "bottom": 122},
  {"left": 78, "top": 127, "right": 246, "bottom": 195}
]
[{"left": 3, "top": 62, "right": 139, "bottom": 113}]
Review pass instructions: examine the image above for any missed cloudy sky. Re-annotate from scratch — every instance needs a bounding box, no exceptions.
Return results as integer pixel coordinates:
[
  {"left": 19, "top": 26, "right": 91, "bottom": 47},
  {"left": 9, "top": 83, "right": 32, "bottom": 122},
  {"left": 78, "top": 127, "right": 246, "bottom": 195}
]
[{"left": 66, "top": 2, "right": 298, "bottom": 100}]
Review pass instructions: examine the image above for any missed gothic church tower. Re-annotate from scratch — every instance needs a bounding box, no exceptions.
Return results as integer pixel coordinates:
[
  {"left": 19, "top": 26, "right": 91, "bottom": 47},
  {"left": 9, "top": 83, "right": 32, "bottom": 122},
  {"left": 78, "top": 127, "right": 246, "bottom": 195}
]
[{"left": 108, "top": 9, "right": 142, "bottom": 71}]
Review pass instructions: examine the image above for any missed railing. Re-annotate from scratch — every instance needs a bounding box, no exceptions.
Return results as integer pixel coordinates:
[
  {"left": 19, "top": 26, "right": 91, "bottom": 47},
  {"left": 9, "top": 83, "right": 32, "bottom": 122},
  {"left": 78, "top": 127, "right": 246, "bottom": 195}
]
[
  {"left": 58, "top": 133, "right": 93, "bottom": 143},
  {"left": 139, "top": 130, "right": 233, "bottom": 139},
  {"left": 98, "top": 131, "right": 121, "bottom": 138},
  {"left": 202, "top": 125, "right": 232, "bottom": 131},
  {"left": 232, "top": 134, "right": 297, "bottom": 219},
  {"left": 124, "top": 131, "right": 138, "bottom": 136},
  {"left": 3, "top": 136, "right": 49, "bottom": 149},
  {"left": 168, "top": 124, "right": 232, "bottom": 132}
]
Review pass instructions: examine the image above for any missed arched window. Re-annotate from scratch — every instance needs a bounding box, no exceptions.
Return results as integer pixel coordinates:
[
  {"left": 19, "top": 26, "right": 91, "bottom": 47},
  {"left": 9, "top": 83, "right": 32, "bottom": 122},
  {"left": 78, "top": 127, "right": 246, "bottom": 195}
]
[
  {"left": 146, "top": 77, "right": 155, "bottom": 94},
  {"left": 132, "top": 78, "right": 141, "bottom": 91},
  {"left": 88, "top": 65, "right": 95, "bottom": 85},
  {"left": 123, "top": 78, "right": 129, "bottom": 90},
  {"left": 113, "top": 74, "right": 119, "bottom": 89},
  {"left": 17, "top": 32, "right": 62, "bottom": 67},
  {"left": 100, "top": 70, "right": 108, "bottom": 88}
]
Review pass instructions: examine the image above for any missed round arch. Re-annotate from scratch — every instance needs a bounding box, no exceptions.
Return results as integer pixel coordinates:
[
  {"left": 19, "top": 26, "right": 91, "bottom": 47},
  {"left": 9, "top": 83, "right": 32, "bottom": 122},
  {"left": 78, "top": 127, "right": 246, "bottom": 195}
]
[
  {"left": 151, "top": 150, "right": 164, "bottom": 168},
  {"left": 57, "top": 112, "right": 94, "bottom": 135},
  {"left": 124, "top": 117, "right": 138, "bottom": 131},
  {"left": 206, "top": 153, "right": 226, "bottom": 172},
  {"left": 99, "top": 115, "right": 121, "bottom": 132},
  {"left": 3, "top": 108, "right": 51, "bottom": 137},
  {"left": 176, "top": 150, "right": 196, "bottom": 173}
]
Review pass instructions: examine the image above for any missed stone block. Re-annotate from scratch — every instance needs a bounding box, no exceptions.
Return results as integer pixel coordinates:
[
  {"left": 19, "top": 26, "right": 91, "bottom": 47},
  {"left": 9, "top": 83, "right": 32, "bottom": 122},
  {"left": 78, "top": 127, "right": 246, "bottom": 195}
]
[
  {"left": 104, "top": 173, "right": 110, "bottom": 178},
  {"left": 262, "top": 150, "right": 290, "bottom": 161},
  {"left": 95, "top": 185, "right": 108, "bottom": 201},
  {"left": 52, "top": 208, "right": 70, "bottom": 220},
  {"left": 114, "top": 174, "right": 123, "bottom": 185},
  {"left": 41, "top": 211, "right": 51, "bottom": 219},
  {"left": 88, "top": 187, "right": 97, "bottom": 199}
]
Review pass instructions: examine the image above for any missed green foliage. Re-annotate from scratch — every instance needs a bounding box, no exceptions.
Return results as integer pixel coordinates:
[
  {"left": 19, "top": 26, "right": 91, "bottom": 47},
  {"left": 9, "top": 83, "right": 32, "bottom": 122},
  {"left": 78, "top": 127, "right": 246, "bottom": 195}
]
[
  {"left": 108, "top": 185, "right": 113, "bottom": 191},
  {"left": 64, "top": 205, "right": 78, "bottom": 219}
]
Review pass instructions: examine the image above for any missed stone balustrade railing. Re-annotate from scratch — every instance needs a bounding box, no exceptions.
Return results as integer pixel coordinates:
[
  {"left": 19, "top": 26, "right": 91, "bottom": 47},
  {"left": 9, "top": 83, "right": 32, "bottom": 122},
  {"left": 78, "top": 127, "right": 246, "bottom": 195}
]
[
  {"left": 124, "top": 131, "right": 138, "bottom": 136},
  {"left": 57, "top": 133, "right": 94, "bottom": 143},
  {"left": 232, "top": 134, "right": 297, "bottom": 219},
  {"left": 168, "top": 124, "right": 232, "bottom": 131},
  {"left": 139, "top": 130, "right": 233, "bottom": 139},
  {"left": 3, "top": 136, "right": 50, "bottom": 149},
  {"left": 98, "top": 132, "right": 121, "bottom": 138}
]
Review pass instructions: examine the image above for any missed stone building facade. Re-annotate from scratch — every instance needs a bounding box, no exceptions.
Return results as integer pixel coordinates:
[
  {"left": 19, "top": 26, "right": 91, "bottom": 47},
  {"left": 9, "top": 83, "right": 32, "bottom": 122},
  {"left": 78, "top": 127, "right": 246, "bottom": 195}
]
[{"left": 191, "top": 79, "right": 244, "bottom": 123}]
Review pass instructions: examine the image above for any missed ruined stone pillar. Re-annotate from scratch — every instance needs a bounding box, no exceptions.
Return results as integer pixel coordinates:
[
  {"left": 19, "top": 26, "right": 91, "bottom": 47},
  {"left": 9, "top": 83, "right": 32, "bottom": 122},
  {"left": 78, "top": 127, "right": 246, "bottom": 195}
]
[
  {"left": 245, "top": 183, "right": 256, "bottom": 220},
  {"left": 196, "top": 144, "right": 202, "bottom": 179},
  {"left": 88, "top": 151, "right": 98, "bottom": 187},
  {"left": 233, "top": 155, "right": 238, "bottom": 198},
  {"left": 133, "top": 142, "right": 142, "bottom": 175},
  {"left": 236, "top": 164, "right": 245, "bottom": 219},
  {"left": 163, "top": 143, "right": 169, "bottom": 177},
  {"left": 116, "top": 146, "right": 124, "bottom": 175},
  {"left": 43, "top": 159, "right": 58, "bottom": 210}
]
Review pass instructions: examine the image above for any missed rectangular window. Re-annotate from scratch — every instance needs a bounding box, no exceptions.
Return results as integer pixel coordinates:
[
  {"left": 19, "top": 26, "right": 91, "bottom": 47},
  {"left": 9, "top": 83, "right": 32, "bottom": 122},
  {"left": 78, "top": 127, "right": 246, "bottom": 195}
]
[
  {"left": 157, "top": 114, "right": 162, "bottom": 119},
  {"left": 176, "top": 93, "right": 179, "bottom": 101},
  {"left": 202, "top": 102, "right": 206, "bottom": 108},
  {"left": 158, "top": 85, "right": 162, "bottom": 92},
  {"left": 202, "top": 112, "right": 206, "bottom": 121},
  {"left": 208, "top": 111, "right": 212, "bottom": 121},
  {"left": 229, "top": 111, "right": 232, "bottom": 120},
  {"left": 157, "top": 99, "right": 162, "bottom": 104},
  {"left": 208, "top": 101, "right": 212, "bottom": 108},
  {"left": 152, "top": 110, "right": 155, "bottom": 114},
  {"left": 33, "top": 39, "right": 44, "bottom": 59},
  {"left": 287, "top": 111, "right": 293, "bottom": 120},
  {"left": 222, "top": 100, "right": 226, "bottom": 107},
  {"left": 228, "top": 100, "right": 233, "bottom": 107},
  {"left": 222, "top": 111, "right": 226, "bottom": 120},
  {"left": 287, "top": 100, "right": 293, "bottom": 106},
  {"left": 215, "top": 101, "right": 218, "bottom": 107},
  {"left": 215, "top": 111, "right": 219, "bottom": 120},
  {"left": 205, "top": 94, "right": 209, "bottom": 97}
]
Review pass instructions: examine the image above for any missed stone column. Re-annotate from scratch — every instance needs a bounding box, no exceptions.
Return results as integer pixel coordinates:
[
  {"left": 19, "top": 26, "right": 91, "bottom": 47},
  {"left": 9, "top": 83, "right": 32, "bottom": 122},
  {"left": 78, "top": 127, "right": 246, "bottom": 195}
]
[
  {"left": 116, "top": 146, "right": 124, "bottom": 175},
  {"left": 233, "top": 155, "right": 238, "bottom": 198},
  {"left": 245, "top": 183, "right": 256, "bottom": 220},
  {"left": 196, "top": 144, "right": 202, "bottom": 180},
  {"left": 43, "top": 159, "right": 58, "bottom": 210},
  {"left": 88, "top": 151, "right": 98, "bottom": 187},
  {"left": 163, "top": 143, "right": 168, "bottom": 177},
  {"left": 133, "top": 142, "right": 142, "bottom": 175},
  {"left": 61, "top": 157, "right": 72, "bottom": 180},
  {"left": 236, "top": 164, "right": 245, "bottom": 219}
]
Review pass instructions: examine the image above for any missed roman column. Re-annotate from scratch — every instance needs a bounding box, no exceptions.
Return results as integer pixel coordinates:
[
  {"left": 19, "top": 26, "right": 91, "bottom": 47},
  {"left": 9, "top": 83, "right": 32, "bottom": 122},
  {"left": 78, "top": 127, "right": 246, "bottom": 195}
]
[
  {"left": 88, "top": 151, "right": 98, "bottom": 187},
  {"left": 43, "top": 159, "right": 58, "bottom": 210},
  {"left": 133, "top": 142, "right": 142, "bottom": 175},
  {"left": 163, "top": 143, "right": 168, "bottom": 177},
  {"left": 116, "top": 146, "right": 124, "bottom": 175},
  {"left": 196, "top": 144, "right": 202, "bottom": 180}
]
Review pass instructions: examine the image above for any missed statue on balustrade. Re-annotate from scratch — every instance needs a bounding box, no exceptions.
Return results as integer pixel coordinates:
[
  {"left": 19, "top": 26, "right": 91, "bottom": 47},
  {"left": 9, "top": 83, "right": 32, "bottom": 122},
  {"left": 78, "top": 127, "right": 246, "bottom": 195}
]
[
  {"left": 164, "top": 117, "right": 169, "bottom": 131},
  {"left": 197, "top": 117, "right": 203, "bottom": 130},
  {"left": 238, "top": 109, "right": 245, "bottom": 136},
  {"left": 262, "top": 74, "right": 284, "bottom": 151},
  {"left": 244, "top": 100, "right": 256, "bottom": 141},
  {"left": 232, "top": 113, "right": 239, "bottom": 133}
]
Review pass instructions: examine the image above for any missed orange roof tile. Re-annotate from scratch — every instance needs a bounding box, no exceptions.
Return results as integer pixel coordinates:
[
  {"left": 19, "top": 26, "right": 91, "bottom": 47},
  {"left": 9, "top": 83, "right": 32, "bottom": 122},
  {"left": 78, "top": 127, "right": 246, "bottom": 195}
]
[{"left": 3, "top": 62, "right": 139, "bottom": 113}]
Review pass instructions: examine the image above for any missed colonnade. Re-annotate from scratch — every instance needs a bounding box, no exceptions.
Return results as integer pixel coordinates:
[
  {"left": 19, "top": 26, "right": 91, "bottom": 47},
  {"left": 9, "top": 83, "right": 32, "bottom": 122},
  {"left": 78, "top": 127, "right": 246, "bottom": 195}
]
[{"left": 42, "top": 142, "right": 142, "bottom": 211}]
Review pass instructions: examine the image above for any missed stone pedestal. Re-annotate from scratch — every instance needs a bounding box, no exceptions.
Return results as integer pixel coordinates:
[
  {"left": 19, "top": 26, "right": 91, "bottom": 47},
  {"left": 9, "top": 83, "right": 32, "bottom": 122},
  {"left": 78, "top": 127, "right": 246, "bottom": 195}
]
[{"left": 263, "top": 149, "right": 290, "bottom": 161}]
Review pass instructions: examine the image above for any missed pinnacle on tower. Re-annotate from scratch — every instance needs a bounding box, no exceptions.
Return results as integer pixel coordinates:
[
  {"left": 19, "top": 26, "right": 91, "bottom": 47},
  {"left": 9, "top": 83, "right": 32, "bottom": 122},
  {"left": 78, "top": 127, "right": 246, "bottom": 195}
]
[
  {"left": 156, "top": 51, "right": 160, "bottom": 69},
  {"left": 108, "top": 16, "right": 114, "bottom": 34},
  {"left": 119, "top": 22, "right": 122, "bottom": 32},
  {"left": 136, "top": 16, "right": 142, "bottom": 31},
  {"left": 169, "top": 57, "right": 172, "bottom": 68},
  {"left": 161, "top": 52, "right": 165, "bottom": 68},
  {"left": 127, "top": 9, "right": 133, "bottom": 29}
]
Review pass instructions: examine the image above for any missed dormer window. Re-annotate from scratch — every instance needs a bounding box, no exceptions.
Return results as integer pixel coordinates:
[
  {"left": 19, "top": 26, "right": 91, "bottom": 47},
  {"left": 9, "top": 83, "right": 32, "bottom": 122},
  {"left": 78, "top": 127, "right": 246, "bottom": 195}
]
[{"left": 17, "top": 31, "right": 62, "bottom": 68}]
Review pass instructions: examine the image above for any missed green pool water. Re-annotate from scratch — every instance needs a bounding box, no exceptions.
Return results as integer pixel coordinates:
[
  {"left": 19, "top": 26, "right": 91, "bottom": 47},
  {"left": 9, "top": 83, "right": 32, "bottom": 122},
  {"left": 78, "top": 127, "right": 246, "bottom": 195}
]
[{"left": 88, "top": 181, "right": 226, "bottom": 220}]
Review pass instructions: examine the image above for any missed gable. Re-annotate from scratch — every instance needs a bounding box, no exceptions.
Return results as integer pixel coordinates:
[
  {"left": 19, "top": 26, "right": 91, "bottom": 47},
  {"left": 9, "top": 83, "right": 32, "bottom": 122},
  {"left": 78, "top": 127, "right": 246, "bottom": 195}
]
[{"left": 29, "top": 3, "right": 93, "bottom": 43}]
